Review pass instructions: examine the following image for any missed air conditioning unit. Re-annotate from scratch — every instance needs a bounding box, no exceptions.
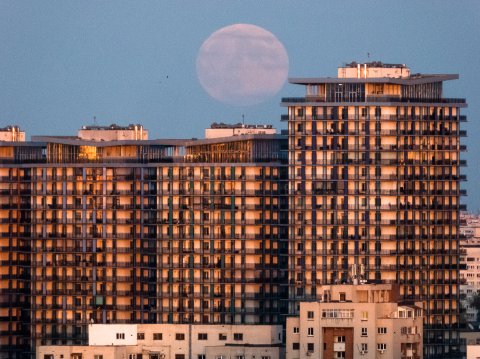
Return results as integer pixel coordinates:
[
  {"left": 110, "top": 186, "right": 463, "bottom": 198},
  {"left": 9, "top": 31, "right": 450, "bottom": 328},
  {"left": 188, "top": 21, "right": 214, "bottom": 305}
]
[
  {"left": 360, "top": 350, "right": 367, "bottom": 355},
  {"left": 378, "top": 349, "right": 385, "bottom": 354},
  {"left": 306, "top": 351, "right": 313, "bottom": 356}
]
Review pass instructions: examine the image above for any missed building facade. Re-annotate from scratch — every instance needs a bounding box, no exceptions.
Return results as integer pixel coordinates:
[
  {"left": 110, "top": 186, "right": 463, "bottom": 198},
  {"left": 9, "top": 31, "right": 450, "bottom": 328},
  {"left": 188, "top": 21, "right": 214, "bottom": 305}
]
[
  {"left": 281, "top": 62, "right": 466, "bottom": 358},
  {"left": 460, "top": 213, "right": 480, "bottom": 323},
  {"left": 0, "top": 126, "right": 288, "bottom": 358},
  {"left": 286, "top": 284, "right": 423, "bottom": 359},
  {"left": 37, "top": 323, "right": 284, "bottom": 359}
]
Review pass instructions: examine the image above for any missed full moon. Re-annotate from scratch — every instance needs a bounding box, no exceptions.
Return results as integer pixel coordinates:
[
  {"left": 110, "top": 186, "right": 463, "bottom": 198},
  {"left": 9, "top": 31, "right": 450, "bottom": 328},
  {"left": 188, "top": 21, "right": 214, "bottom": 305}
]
[{"left": 196, "top": 24, "right": 289, "bottom": 106}]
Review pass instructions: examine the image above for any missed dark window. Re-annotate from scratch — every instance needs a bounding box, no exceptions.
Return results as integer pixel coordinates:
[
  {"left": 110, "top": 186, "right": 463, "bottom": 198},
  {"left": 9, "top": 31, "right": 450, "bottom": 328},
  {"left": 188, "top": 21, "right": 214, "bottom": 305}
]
[
  {"left": 198, "top": 333, "right": 208, "bottom": 340},
  {"left": 175, "top": 333, "right": 185, "bottom": 340},
  {"left": 307, "top": 343, "right": 314, "bottom": 352},
  {"left": 153, "top": 333, "right": 162, "bottom": 340},
  {"left": 219, "top": 333, "right": 227, "bottom": 340},
  {"left": 137, "top": 332, "right": 144, "bottom": 340},
  {"left": 233, "top": 333, "right": 243, "bottom": 341},
  {"left": 293, "top": 342, "right": 300, "bottom": 350}
]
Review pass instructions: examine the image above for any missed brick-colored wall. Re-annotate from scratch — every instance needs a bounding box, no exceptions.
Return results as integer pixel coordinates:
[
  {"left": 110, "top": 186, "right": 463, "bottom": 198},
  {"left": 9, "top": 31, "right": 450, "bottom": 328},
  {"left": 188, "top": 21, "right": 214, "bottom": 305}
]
[{"left": 322, "top": 327, "right": 353, "bottom": 359}]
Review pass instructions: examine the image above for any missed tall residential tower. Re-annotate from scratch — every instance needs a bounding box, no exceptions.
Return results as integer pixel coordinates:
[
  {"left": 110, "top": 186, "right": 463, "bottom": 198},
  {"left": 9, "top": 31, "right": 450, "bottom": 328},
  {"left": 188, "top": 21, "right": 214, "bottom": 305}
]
[{"left": 281, "top": 62, "right": 466, "bottom": 358}]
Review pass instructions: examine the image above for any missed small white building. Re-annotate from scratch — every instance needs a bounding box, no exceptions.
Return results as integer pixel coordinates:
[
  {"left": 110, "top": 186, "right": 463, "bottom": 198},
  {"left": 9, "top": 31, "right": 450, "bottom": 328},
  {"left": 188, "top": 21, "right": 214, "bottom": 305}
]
[{"left": 37, "top": 323, "right": 284, "bottom": 359}]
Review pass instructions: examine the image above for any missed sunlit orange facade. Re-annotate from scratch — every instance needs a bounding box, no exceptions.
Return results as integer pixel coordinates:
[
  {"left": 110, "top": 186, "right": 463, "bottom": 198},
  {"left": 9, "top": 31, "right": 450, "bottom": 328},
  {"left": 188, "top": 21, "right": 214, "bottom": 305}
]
[
  {"left": 281, "top": 62, "right": 466, "bottom": 359},
  {"left": 0, "top": 129, "right": 288, "bottom": 358}
]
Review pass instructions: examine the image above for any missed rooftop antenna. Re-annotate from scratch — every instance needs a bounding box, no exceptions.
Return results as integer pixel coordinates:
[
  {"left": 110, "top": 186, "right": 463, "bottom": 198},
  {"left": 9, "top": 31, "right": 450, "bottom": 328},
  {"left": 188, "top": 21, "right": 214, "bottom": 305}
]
[
  {"left": 93, "top": 116, "right": 97, "bottom": 126},
  {"left": 242, "top": 114, "right": 245, "bottom": 126},
  {"left": 367, "top": 52, "right": 370, "bottom": 60}
]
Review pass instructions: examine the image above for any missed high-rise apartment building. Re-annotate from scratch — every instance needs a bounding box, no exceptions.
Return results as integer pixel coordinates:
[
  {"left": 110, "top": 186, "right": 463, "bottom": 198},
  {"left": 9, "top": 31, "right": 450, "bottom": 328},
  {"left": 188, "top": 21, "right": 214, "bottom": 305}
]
[
  {"left": 281, "top": 61, "right": 466, "bottom": 358},
  {"left": 0, "top": 124, "right": 288, "bottom": 358}
]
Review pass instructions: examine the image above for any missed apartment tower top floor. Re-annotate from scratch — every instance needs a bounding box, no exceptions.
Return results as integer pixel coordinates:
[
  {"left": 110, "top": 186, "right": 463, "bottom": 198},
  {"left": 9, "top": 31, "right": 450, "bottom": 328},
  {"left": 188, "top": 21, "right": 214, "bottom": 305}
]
[
  {"left": 282, "top": 61, "right": 466, "bottom": 105},
  {"left": 0, "top": 123, "right": 286, "bottom": 165}
]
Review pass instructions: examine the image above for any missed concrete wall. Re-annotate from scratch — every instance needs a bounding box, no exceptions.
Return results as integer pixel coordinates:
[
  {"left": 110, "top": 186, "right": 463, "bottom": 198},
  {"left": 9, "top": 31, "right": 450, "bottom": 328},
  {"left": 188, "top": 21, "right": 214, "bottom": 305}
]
[{"left": 88, "top": 323, "right": 137, "bottom": 346}]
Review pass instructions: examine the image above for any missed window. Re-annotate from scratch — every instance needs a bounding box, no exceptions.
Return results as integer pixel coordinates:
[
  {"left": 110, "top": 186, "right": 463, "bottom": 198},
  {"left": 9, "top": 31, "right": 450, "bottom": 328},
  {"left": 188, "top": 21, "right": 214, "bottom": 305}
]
[
  {"left": 175, "top": 333, "right": 185, "bottom": 340},
  {"left": 137, "top": 332, "right": 145, "bottom": 340},
  {"left": 293, "top": 326, "right": 299, "bottom": 334},
  {"left": 94, "top": 356, "right": 103, "bottom": 359},
  {"left": 335, "top": 352, "right": 345, "bottom": 358},
  {"left": 307, "top": 343, "right": 314, "bottom": 352},
  {"left": 261, "top": 357, "right": 271, "bottom": 359},
  {"left": 198, "top": 333, "right": 208, "bottom": 340},
  {"left": 321, "top": 309, "right": 354, "bottom": 318},
  {"left": 361, "top": 343, "right": 368, "bottom": 353},
  {"left": 116, "top": 333, "right": 125, "bottom": 339},
  {"left": 339, "top": 292, "right": 346, "bottom": 301},
  {"left": 401, "top": 326, "right": 417, "bottom": 335},
  {"left": 175, "top": 355, "right": 185, "bottom": 359},
  {"left": 377, "top": 343, "right": 387, "bottom": 351},
  {"left": 236, "top": 356, "right": 245, "bottom": 359},
  {"left": 335, "top": 336, "right": 345, "bottom": 343},
  {"left": 233, "top": 333, "right": 243, "bottom": 341},
  {"left": 219, "top": 333, "right": 227, "bottom": 340},
  {"left": 292, "top": 342, "right": 300, "bottom": 350},
  {"left": 198, "top": 356, "right": 206, "bottom": 359},
  {"left": 44, "top": 356, "right": 54, "bottom": 359},
  {"left": 307, "top": 311, "right": 314, "bottom": 319},
  {"left": 307, "top": 327, "right": 314, "bottom": 336},
  {"left": 378, "top": 327, "right": 387, "bottom": 334},
  {"left": 361, "top": 327, "right": 368, "bottom": 337},
  {"left": 361, "top": 311, "right": 368, "bottom": 320},
  {"left": 71, "top": 355, "right": 82, "bottom": 359},
  {"left": 153, "top": 333, "right": 162, "bottom": 340}
]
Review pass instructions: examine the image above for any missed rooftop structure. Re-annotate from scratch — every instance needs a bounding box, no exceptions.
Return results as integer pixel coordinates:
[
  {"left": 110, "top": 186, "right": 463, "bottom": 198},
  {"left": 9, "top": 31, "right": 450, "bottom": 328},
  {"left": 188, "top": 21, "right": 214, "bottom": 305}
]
[
  {"left": 77, "top": 123, "right": 148, "bottom": 141},
  {"left": 0, "top": 125, "right": 25, "bottom": 142},
  {"left": 205, "top": 122, "right": 276, "bottom": 139}
]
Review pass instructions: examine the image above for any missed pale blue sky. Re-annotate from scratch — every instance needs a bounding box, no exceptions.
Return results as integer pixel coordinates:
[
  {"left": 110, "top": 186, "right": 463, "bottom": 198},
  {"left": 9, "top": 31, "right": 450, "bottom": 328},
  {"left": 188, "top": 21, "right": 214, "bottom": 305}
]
[{"left": 0, "top": 1, "right": 479, "bottom": 207}]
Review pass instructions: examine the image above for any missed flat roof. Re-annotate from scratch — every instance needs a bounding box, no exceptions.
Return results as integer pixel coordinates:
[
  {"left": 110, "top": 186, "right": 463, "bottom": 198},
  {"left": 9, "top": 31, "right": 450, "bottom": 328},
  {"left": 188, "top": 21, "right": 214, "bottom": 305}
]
[
  {"left": 289, "top": 74, "right": 458, "bottom": 85},
  {"left": 185, "top": 134, "right": 285, "bottom": 147},
  {"left": 30, "top": 136, "right": 186, "bottom": 147},
  {"left": 25, "top": 135, "right": 286, "bottom": 148}
]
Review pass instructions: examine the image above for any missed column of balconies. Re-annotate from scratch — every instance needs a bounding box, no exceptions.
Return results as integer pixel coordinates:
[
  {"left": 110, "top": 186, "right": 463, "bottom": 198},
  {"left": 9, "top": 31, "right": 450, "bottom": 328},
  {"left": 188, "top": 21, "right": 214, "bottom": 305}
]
[{"left": 155, "top": 165, "right": 287, "bottom": 325}]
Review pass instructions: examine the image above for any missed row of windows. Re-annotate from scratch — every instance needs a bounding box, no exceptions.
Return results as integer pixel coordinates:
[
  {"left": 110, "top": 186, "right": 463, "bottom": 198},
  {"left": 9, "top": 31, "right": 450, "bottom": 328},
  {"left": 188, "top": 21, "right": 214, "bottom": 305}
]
[
  {"left": 292, "top": 342, "right": 387, "bottom": 353},
  {"left": 293, "top": 326, "right": 388, "bottom": 336},
  {"left": 135, "top": 332, "right": 243, "bottom": 341},
  {"left": 320, "top": 309, "right": 355, "bottom": 319},
  {"left": 46, "top": 352, "right": 271, "bottom": 359}
]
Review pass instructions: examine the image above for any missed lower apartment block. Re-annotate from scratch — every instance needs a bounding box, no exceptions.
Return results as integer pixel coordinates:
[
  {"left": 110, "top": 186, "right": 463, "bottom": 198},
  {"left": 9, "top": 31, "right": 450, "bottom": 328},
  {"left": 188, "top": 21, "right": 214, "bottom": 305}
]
[
  {"left": 285, "top": 284, "right": 423, "bottom": 359},
  {"left": 37, "top": 323, "right": 284, "bottom": 359}
]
